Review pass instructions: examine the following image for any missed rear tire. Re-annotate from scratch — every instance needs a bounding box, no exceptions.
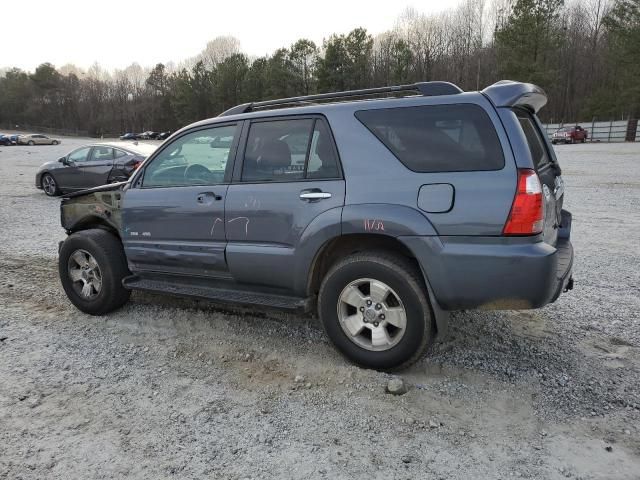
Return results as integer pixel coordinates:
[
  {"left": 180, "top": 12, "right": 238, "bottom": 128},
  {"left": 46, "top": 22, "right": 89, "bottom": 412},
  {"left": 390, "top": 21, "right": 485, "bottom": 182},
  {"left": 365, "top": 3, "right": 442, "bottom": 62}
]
[
  {"left": 52, "top": 140, "right": 59, "bottom": 145},
  {"left": 59, "top": 229, "right": 131, "bottom": 315},
  {"left": 318, "top": 251, "right": 434, "bottom": 370}
]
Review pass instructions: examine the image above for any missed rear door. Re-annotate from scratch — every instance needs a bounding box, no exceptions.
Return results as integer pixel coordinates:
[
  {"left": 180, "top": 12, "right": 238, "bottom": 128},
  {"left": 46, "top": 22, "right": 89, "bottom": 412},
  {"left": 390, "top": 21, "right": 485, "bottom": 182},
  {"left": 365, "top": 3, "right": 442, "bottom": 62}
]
[
  {"left": 121, "top": 123, "right": 241, "bottom": 277},
  {"left": 110, "top": 148, "right": 139, "bottom": 182},
  {"left": 515, "top": 109, "right": 563, "bottom": 245},
  {"left": 224, "top": 116, "right": 345, "bottom": 291},
  {"left": 83, "top": 146, "right": 115, "bottom": 187}
]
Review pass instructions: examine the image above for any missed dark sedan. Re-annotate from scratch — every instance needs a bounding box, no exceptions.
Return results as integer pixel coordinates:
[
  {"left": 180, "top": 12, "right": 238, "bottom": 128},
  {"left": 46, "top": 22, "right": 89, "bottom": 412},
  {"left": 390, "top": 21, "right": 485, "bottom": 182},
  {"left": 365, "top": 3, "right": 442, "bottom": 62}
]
[
  {"left": 35, "top": 142, "right": 157, "bottom": 196},
  {"left": 0, "top": 134, "right": 12, "bottom": 146},
  {"left": 119, "top": 132, "right": 139, "bottom": 140},
  {"left": 137, "top": 130, "right": 159, "bottom": 140}
]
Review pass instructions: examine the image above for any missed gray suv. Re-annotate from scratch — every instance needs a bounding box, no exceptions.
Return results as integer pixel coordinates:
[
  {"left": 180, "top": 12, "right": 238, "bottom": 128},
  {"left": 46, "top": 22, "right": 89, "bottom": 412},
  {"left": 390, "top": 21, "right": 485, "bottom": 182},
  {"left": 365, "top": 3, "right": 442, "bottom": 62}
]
[{"left": 57, "top": 80, "right": 574, "bottom": 370}]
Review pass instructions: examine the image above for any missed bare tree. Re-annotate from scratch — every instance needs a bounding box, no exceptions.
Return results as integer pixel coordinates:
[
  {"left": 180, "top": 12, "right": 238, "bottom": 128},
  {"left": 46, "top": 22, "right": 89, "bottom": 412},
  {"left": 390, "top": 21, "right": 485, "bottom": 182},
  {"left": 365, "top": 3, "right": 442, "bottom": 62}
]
[{"left": 197, "top": 36, "right": 242, "bottom": 69}]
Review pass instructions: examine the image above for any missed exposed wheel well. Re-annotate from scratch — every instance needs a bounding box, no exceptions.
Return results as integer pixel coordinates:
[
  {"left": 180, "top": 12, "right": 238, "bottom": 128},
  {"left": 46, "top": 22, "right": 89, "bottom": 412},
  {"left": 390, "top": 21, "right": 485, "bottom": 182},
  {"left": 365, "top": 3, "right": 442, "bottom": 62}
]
[
  {"left": 307, "top": 234, "right": 420, "bottom": 296},
  {"left": 66, "top": 216, "right": 120, "bottom": 240}
]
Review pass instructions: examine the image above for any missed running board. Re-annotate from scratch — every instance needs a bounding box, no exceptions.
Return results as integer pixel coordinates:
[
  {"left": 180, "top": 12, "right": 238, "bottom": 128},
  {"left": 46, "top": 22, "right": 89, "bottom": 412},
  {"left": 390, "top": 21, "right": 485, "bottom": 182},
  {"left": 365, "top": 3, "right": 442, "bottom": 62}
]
[{"left": 122, "top": 277, "right": 313, "bottom": 312}]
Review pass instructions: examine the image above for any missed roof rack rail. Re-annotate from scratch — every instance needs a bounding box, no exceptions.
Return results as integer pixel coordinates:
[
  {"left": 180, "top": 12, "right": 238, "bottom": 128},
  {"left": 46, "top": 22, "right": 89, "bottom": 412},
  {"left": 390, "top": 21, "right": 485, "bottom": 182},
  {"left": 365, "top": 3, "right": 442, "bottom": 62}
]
[{"left": 218, "top": 81, "right": 463, "bottom": 117}]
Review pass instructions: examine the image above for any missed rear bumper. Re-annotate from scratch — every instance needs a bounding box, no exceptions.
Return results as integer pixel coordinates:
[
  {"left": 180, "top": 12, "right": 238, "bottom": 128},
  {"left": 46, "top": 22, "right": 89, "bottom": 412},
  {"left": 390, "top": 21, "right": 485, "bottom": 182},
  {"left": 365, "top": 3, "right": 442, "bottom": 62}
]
[{"left": 399, "top": 219, "right": 574, "bottom": 311}]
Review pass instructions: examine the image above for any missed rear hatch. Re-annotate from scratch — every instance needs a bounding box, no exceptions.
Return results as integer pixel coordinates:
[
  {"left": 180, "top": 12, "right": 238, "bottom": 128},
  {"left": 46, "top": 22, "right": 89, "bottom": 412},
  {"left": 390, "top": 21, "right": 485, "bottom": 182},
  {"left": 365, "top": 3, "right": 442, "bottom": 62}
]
[{"left": 514, "top": 108, "right": 564, "bottom": 246}]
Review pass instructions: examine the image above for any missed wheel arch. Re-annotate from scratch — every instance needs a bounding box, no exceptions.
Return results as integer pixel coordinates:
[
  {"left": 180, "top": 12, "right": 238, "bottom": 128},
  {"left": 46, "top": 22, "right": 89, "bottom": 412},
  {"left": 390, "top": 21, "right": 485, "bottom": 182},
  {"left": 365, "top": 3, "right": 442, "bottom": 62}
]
[
  {"left": 65, "top": 215, "right": 121, "bottom": 240},
  {"left": 39, "top": 170, "right": 54, "bottom": 184},
  {"left": 306, "top": 232, "right": 450, "bottom": 337},
  {"left": 307, "top": 233, "right": 416, "bottom": 297}
]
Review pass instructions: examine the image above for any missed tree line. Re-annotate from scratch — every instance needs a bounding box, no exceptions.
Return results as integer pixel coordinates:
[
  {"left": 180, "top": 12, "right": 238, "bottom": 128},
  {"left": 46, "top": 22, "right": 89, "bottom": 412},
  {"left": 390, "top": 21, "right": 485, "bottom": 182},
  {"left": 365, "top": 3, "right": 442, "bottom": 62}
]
[{"left": 0, "top": 0, "right": 638, "bottom": 136}]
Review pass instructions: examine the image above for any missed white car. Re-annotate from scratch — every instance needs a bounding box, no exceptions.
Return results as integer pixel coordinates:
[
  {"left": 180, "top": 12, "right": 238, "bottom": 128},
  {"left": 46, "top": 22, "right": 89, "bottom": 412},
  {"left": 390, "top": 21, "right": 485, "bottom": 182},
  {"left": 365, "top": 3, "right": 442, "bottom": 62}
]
[{"left": 18, "top": 134, "right": 61, "bottom": 146}]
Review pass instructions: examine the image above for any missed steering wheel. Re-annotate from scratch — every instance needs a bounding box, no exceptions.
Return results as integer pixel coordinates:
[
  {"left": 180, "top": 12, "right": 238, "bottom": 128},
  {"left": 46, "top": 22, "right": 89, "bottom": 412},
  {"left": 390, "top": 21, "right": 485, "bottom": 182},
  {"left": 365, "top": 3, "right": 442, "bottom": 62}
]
[{"left": 184, "top": 163, "right": 211, "bottom": 182}]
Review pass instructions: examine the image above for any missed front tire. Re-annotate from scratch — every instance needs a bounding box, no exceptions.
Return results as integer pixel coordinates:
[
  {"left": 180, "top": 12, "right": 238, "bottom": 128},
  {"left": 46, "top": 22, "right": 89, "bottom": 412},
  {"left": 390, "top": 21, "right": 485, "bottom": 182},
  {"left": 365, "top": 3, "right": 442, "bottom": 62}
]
[
  {"left": 59, "top": 229, "right": 131, "bottom": 315},
  {"left": 41, "top": 173, "right": 60, "bottom": 196},
  {"left": 52, "top": 140, "right": 59, "bottom": 145},
  {"left": 28, "top": 140, "right": 35, "bottom": 146},
  {"left": 318, "top": 251, "right": 434, "bottom": 370}
]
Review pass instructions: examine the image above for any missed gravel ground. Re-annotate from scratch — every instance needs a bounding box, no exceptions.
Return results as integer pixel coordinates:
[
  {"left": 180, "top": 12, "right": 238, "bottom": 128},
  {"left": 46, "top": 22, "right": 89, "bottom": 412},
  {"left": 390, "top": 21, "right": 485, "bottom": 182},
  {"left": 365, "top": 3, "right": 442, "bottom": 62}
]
[{"left": 1, "top": 140, "right": 639, "bottom": 479}]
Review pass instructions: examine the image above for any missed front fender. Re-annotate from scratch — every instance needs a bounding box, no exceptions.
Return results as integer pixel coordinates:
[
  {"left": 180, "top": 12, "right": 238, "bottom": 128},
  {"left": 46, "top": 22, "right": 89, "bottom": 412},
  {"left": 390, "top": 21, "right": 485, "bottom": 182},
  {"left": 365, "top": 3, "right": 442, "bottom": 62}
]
[{"left": 60, "top": 190, "right": 123, "bottom": 233}]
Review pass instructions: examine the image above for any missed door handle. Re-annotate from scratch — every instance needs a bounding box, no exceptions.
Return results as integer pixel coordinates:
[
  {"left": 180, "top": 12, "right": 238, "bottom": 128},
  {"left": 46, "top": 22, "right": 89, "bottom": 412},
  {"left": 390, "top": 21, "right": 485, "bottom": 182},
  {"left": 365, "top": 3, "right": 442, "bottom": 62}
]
[
  {"left": 197, "top": 192, "right": 222, "bottom": 204},
  {"left": 300, "top": 191, "right": 332, "bottom": 200}
]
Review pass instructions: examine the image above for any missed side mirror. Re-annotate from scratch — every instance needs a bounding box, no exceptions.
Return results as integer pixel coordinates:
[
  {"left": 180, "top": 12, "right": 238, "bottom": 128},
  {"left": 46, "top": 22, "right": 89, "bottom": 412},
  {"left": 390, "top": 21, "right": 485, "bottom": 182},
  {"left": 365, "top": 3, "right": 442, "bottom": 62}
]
[{"left": 58, "top": 157, "right": 66, "bottom": 164}]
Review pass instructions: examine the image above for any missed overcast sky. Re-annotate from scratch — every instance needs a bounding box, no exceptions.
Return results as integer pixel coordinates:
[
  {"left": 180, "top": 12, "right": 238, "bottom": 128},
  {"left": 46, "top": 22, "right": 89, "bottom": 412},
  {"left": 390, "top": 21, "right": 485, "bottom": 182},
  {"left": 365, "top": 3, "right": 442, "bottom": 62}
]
[{"left": 1, "top": 0, "right": 463, "bottom": 72}]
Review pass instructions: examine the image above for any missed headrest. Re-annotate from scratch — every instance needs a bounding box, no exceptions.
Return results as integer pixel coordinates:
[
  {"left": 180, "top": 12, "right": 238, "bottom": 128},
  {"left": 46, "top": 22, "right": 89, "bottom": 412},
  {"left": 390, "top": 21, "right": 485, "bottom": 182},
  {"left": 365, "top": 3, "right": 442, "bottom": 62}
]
[{"left": 258, "top": 140, "right": 291, "bottom": 168}]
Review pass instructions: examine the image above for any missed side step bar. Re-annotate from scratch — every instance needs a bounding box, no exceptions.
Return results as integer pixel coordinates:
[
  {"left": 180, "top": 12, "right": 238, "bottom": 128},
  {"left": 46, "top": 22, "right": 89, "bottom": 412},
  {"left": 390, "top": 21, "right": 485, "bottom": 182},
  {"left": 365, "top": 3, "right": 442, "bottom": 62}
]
[{"left": 123, "top": 277, "right": 313, "bottom": 312}]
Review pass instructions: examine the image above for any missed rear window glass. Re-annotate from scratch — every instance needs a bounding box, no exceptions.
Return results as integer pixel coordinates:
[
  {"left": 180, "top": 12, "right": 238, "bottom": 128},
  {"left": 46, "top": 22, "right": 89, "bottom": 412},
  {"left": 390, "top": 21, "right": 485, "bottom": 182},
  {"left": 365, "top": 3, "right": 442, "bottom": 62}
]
[
  {"left": 515, "top": 110, "right": 550, "bottom": 169},
  {"left": 354, "top": 104, "right": 504, "bottom": 172}
]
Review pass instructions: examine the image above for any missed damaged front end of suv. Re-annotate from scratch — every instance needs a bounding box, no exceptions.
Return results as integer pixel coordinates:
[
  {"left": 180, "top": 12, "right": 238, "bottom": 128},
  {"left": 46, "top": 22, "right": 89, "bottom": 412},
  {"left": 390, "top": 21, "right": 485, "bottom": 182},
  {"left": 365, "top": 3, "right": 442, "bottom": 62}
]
[{"left": 60, "top": 182, "right": 126, "bottom": 237}]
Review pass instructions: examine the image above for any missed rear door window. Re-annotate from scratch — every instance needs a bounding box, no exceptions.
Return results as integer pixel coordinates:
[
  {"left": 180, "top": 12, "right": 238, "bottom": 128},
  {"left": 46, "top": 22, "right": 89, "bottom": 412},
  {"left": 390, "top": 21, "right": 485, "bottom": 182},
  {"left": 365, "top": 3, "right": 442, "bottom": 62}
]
[
  {"left": 90, "top": 146, "right": 114, "bottom": 161},
  {"left": 355, "top": 104, "right": 504, "bottom": 172},
  {"left": 241, "top": 119, "right": 313, "bottom": 182},
  {"left": 241, "top": 118, "right": 341, "bottom": 182},
  {"left": 515, "top": 110, "right": 551, "bottom": 169},
  {"left": 306, "top": 120, "right": 340, "bottom": 179}
]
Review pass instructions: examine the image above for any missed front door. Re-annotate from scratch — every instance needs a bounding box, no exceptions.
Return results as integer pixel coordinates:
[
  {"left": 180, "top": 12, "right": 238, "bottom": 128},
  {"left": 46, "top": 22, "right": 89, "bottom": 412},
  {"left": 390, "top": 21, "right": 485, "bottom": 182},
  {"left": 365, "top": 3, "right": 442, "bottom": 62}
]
[
  {"left": 57, "top": 146, "right": 91, "bottom": 190},
  {"left": 122, "top": 123, "right": 241, "bottom": 277},
  {"left": 225, "top": 116, "right": 345, "bottom": 292}
]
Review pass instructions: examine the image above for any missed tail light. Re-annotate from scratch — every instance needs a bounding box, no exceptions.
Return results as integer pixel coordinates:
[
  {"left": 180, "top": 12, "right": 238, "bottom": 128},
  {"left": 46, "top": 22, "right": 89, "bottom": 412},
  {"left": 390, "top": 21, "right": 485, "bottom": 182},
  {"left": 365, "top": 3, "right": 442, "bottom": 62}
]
[
  {"left": 503, "top": 169, "right": 544, "bottom": 235},
  {"left": 132, "top": 159, "right": 143, "bottom": 170}
]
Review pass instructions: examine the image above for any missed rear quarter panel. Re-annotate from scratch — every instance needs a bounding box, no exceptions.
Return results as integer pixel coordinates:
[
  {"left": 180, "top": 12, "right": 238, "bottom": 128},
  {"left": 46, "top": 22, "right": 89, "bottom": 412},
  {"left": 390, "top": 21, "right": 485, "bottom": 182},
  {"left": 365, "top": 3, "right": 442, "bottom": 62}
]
[{"left": 323, "top": 94, "right": 518, "bottom": 236}]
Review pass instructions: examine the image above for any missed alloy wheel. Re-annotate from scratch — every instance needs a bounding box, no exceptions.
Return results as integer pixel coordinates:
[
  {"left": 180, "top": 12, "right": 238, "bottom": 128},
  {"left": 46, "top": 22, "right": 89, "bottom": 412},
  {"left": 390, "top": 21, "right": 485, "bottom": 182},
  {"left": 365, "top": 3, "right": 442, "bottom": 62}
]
[
  {"left": 337, "top": 278, "right": 407, "bottom": 351},
  {"left": 67, "top": 249, "right": 103, "bottom": 299},
  {"left": 42, "top": 175, "right": 56, "bottom": 196}
]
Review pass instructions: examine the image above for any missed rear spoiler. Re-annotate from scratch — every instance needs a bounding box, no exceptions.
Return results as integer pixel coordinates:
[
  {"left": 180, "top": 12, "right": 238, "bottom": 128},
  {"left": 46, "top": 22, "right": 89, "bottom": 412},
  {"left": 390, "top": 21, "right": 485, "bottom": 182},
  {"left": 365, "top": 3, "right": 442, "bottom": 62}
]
[{"left": 481, "top": 80, "right": 547, "bottom": 113}]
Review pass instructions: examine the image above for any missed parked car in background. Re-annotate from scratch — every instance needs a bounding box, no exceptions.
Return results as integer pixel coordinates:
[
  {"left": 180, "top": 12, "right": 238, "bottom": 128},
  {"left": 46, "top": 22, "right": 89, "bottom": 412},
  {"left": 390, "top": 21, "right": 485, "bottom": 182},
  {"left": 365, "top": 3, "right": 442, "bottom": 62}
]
[
  {"left": 18, "top": 133, "right": 60, "bottom": 145},
  {"left": 8, "top": 134, "right": 20, "bottom": 145},
  {"left": 35, "top": 142, "right": 157, "bottom": 196},
  {"left": 0, "top": 134, "right": 13, "bottom": 146},
  {"left": 119, "top": 132, "right": 139, "bottom": 141},
  {"left": 157, "top": 131, "right": 172, "bottom": 140},
  {"left": 137, "top": 131, "right": 159, "bottom": 140},
  {"left": 552, "top": 126, "right": 588, "bottom": 144},
  {"left": 56, "top": 80, "right": 573, "bottom": 370}
]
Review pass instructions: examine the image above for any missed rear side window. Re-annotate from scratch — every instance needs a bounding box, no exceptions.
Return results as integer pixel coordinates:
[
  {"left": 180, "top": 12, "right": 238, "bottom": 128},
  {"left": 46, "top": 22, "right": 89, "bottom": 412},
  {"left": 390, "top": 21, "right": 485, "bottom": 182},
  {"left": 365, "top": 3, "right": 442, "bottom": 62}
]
[
  {"left": 91, "top": 146, "right": 114, "bottom": 161},
  {"left": 355, "top": 104, "right": 504, "bottom": 172},
  {"left": 515, "top": 110, "right": 550, "bottom": 169}
]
